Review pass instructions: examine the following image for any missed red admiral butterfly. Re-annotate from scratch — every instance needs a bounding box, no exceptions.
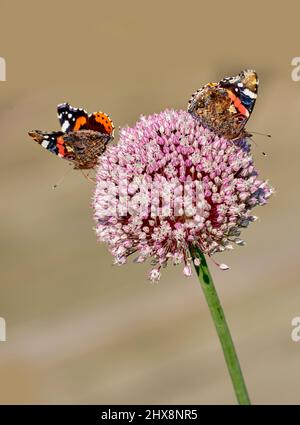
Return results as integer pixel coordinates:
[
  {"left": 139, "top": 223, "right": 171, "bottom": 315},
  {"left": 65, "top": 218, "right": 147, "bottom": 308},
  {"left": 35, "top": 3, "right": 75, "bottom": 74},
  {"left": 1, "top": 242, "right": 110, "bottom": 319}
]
[
  {"left": 28, "top": 103, "right": 114, "bottom": 169},
  {"left": 188, "top": 69, "right": 258, "bottom": 141}
]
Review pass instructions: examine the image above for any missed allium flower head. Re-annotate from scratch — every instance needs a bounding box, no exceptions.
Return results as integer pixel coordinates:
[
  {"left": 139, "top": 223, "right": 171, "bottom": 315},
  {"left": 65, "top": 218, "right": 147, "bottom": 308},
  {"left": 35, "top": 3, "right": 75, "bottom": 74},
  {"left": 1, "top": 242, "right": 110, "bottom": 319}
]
[{"left": 93, "top": 110, "right": 272, "bottom": 282}]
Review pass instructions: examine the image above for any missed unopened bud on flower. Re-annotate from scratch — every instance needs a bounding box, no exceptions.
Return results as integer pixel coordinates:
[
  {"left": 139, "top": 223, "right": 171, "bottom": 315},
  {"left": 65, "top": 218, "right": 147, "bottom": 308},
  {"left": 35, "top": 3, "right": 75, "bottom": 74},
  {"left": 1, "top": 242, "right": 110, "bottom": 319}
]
[
  {"left": 183, "top": 265, "right": 192, "bottom": 277},
  {"left": 149, "top": 268, "right": 161, "bottom": 283}
]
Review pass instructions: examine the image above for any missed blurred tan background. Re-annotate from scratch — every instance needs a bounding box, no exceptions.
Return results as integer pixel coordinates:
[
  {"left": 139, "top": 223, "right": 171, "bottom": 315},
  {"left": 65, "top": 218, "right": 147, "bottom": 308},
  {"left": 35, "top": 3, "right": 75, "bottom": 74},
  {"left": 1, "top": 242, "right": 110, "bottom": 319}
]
[{"left": 0, "top": 0, "right": 299, "bottom": 404}]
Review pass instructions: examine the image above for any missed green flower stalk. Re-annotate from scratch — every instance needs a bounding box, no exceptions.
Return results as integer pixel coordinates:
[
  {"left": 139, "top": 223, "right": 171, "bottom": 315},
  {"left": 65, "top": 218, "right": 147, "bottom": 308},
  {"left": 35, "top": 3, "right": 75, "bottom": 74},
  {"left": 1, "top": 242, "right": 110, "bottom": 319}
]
[{"left": 190, "top": 244, "right": 251, "bottom": 405}]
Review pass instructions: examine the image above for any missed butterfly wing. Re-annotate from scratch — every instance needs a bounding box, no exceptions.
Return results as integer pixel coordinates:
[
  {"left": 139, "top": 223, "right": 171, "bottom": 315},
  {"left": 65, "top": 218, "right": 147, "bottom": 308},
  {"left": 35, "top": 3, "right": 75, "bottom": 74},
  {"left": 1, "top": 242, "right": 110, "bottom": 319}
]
[
  {"left": 188, "top": 69, "right": 258, "bottom": 140},
  {"left": 28, "top": 130, "right": 76, "bottom": 160},
  {"left": 86, "top": 112, "right": 114, "bottom": 136},
  {"left": 219, "top": 69, "right": 258, "bottom": 114},
  {"left": 219, "top": 69, "right": 258, "bottom": 131},
  {"left": 62, "top": 130, "right": 111, "bottom": 169},
  {"left": 57, "top": 103, "right": 114, "bottom": 138},
  {"left": 57, "top": 103, "right": 89, "bottom": 133},
  {"left": 188, "top": 82, "right": 236, "bottom": 137}
]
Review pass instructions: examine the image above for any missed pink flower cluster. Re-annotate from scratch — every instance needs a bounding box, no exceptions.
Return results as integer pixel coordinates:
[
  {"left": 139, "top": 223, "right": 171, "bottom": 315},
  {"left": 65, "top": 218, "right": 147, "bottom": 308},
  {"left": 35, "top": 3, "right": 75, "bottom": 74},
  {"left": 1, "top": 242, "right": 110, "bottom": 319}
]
[{"left": 93, "top": 110, "right": 272, "bottom": 282}]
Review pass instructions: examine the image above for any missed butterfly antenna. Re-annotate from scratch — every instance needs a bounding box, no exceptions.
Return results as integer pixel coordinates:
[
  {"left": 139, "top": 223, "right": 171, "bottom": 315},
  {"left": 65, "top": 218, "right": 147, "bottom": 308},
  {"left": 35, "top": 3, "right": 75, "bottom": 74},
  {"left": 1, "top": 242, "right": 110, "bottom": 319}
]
[
  {"left": 249, "top": 131, "right": 271, "bottom": 138},
  {"left": 249, "top": 137, "right": 267, "bottom": 157},
  {"left": 80, "top": 170, "right": 96, "bottom": 184},
  {"left": 52, "top": 165, "right": 73, "bottom": 190}
]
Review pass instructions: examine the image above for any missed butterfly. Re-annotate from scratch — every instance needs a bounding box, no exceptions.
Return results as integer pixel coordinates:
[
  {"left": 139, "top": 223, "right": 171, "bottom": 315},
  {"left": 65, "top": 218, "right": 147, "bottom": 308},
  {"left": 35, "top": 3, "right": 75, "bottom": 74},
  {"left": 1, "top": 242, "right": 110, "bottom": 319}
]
[
  {"left": 28, "top": 103, "right": 114, "bottom": 169},
  {"left": 188, "top": 69, "right": 258, "bottom": 141}
]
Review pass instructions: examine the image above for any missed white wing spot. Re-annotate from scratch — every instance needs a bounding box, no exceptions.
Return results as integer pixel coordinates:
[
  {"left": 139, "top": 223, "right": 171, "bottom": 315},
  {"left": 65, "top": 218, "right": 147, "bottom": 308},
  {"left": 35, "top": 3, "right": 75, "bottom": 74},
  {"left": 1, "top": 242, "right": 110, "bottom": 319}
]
[
  {"left": 41, "top": 140, "right": 49, "bottom": 148},
  {"left": 62, "top": 121, "right": 70, "bottom": 132},
  {"left": 243, "top": 88, "right": 257, "bottom": 99}
]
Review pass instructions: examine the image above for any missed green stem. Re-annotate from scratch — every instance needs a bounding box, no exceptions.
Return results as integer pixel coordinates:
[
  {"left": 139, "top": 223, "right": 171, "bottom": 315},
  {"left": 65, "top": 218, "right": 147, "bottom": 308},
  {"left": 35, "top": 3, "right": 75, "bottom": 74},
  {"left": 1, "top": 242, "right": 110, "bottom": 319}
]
[{"left": 189, "top": 244, "right": 251, "bottom": 405}]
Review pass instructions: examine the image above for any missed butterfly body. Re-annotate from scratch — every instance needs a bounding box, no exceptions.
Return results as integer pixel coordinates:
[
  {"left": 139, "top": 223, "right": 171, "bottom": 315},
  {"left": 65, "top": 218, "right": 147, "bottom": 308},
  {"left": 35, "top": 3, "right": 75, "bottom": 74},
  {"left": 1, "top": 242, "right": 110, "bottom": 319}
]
[
  {"left": 29, "top": 103, "right": 114, "bottom": 169},
  {"left": 188, "top": 69, "right": 258, "bottom": 141}
]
